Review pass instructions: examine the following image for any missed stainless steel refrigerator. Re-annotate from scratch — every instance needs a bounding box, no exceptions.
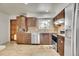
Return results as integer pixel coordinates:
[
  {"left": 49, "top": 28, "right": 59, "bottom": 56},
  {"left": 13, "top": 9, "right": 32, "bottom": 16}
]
[
  {"left": 65, "top": 3, "right": 79, "bottom": 56},
  {"left": 74, "top": 3, "right": 79, "bottom": 56},
  {"left": 64, "top": 3, "right": 76, "bottom": 56}
]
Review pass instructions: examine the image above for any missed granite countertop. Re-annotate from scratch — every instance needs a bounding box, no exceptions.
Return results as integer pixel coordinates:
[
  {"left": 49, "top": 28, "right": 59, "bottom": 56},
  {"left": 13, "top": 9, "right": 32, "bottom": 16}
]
[
  {"left": 57, "top": 34, "right": 65, "bottom": 37},
  {"left": 25, "top": 30, "right": 54, "bottom": 33}
]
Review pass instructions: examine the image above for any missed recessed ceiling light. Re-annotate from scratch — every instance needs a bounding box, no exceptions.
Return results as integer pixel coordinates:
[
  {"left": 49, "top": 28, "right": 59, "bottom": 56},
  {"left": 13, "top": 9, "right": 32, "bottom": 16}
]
[
  {"left": 46, "top": 10, "right": 49, "bottom": 12},
  {"left": 24, "top": 3, "right": 28, "bottom": 5}
]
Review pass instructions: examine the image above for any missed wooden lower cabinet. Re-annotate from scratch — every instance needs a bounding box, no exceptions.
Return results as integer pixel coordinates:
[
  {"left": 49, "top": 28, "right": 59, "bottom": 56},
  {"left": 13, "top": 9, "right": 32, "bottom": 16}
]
[
  {"left": 17, "top": 32, "right": 52, "bottom": 45},
  {"left": 16, "top": 32, "right": 31, "bottom": 44},
  {"left": 57, "top": 35, "right": 64, "bottom": 56},
  {"left": 40, "top": 33, "right": 52, "bottom": 45}
]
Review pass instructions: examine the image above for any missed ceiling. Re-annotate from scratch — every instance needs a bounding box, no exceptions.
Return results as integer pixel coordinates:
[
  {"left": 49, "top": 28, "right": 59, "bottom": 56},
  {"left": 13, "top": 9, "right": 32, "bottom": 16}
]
[{"left": 0, "top": 3, "right": 69, "bottom": 18}]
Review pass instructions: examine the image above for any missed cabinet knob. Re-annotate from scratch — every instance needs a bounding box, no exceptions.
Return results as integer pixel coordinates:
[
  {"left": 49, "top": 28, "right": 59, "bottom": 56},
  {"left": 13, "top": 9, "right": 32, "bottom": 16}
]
[{"left": 61, "top": 41, "right": 63, "bottom": 43}]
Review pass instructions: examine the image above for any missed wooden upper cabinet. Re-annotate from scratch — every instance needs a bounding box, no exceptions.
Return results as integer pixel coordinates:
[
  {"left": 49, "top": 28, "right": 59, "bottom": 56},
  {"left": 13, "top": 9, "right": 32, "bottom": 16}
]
[
  {"left": 27, "top": 17, "right": 37, "bottom": 27},
  {"left": 53, "top": 9, "right": 65, "bottom": 21},
  {"left": 56, "top": 10, "right": 64, "bottom": 19}
]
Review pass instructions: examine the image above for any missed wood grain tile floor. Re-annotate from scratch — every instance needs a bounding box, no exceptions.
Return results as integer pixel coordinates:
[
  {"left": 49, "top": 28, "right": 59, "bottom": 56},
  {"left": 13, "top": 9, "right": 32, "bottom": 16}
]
[{"left": 0, "top": 41, "right": 59, "bottom": 56}]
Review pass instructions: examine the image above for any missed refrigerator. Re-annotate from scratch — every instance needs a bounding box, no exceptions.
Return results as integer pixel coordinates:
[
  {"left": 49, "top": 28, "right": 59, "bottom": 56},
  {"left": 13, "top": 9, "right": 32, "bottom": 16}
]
[
  {"left": 64, "top": 3, "right": 76, "bottom": 56},
  {"left": 74, "top": 3, "right": 79, "bottom": 56},
  {"left": 65, "top": 3, "right": 79, "bottom": 56}
]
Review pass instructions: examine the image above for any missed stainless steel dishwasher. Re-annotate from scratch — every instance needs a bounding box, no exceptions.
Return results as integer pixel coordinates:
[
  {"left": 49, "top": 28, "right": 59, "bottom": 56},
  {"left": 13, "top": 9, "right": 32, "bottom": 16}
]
[{"left": 31, "top": 32, "right": 40, "bottom": 44}]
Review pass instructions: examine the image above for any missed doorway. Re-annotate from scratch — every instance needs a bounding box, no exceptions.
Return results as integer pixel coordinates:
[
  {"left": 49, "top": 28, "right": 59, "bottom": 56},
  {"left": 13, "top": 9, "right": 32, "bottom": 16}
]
[{"left": 10, "top": 19, "right": 17, "bottom": 41}]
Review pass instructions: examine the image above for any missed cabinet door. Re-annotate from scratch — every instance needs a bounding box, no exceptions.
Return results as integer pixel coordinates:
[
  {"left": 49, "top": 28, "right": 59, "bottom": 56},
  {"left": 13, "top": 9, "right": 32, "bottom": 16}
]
[
  {"left": 40, "top": 33, "right": 51, "bottom": 45},
  {"left": 25, "top": 33, "right": 31, "bottom": 44},
  {"left": 57, "top": 35, "right": 64, "bottom": 56},
  {"left": 27, "top": 17, "right": 37, "bottom": 27},
  {"left": 17, "top": 32, "right": 25, "bottom": 44},
  {"left": 56, "top": 10, "right": 65, "bottom": 19},
  {"left": 17, "top": 32, "right": 31, "bottom": 44}
]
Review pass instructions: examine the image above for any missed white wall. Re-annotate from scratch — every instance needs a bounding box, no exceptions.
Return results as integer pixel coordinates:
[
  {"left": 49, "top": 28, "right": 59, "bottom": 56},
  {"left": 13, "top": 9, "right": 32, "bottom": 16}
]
[
  {"left": 9, "top": 13, "right": 36, "bottom": 19},
  {"left": 9, "top": 13, "right": 54, "bottom": 19},
  {"left": 53, "top": 4, "right": 69, "bottom": 18},
  {"left": 0, "top": 13, "right": 10, "bottom": 45},
  {"left": 10, "top": 15, "right": 17, "bottom": 19}
]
